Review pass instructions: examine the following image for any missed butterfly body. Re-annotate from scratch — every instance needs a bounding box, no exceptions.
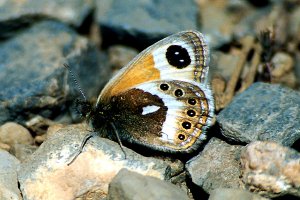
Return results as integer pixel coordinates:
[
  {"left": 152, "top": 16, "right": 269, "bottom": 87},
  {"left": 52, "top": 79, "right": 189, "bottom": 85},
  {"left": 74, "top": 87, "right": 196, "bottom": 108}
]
[{"left": 81, "top": 30, "right": 214, "bottom": 153}]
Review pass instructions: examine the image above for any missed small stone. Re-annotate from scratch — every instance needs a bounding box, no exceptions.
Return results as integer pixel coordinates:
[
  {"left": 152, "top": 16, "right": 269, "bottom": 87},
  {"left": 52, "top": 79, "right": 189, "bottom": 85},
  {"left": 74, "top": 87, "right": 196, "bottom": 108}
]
[
  {"left": 271, "top": 52, "right": 294, "bottom": 77},
  {"left": 0, "top": 122, "right": 33, "bottom": 146},
  {"left": 186, "top": 138, "right": 242, "bottom": 193},
  {"left": 209, "top": 188, "right": 268, "bottom": 200},
  {"left": 0, "top": 150, "right": 21, "bottom": 200},
  {"left": 241, "top": 141, "right": 300, "bottom": 198},
  {"left": 217, "top": 82, "right": 300, "bottom": 147},
  {"left": 270, "top": 52, "right": 296, "bottom": 88},
  {"left": 18, "top": 126, "right": 180, "bottom": 200},
  {"left": 107, "top": 168, "right": 189, "bottom": 200}
]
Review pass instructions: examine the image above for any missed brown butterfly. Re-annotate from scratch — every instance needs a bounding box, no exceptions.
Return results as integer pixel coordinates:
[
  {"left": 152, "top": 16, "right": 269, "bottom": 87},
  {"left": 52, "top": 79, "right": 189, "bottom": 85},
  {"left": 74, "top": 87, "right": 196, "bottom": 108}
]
[{"left": 68, "top": 30, "right": 214, "bottom": 161}]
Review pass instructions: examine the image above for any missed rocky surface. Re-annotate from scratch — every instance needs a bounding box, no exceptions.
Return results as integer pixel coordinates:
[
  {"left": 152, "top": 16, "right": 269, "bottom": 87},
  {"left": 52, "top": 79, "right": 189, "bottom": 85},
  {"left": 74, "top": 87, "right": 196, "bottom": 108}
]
[
  {"left": 218, "top": 82, "right": 300, "bottom": 147},
  {"left": 107, "top": 168, "right": 189, "bottom": 200},
  {"left": 18, "top": 125, "right": 182, "bottom": 200},
  {"left": 0, "top": 1, "right": 300, "bottom": 199}
]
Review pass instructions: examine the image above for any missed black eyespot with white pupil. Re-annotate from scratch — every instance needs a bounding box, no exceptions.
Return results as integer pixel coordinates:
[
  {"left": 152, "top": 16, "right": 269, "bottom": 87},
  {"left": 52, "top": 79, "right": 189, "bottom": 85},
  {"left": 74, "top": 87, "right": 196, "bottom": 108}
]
[
  {"left": 166, "top": 45, "right": 191, "bottom": 69},
  {"left": 188, "top": 98, "right": 196, "bottom": 105},
  {"left": 160, "top": 83, "right": 169, "bottom": 91},
  {"left": 182, "top": 121, "right": 191, "bottom": 129},
  {"left": 178, "top": 134, "right": 185, "bottom": 140},
  {"left": 187, "top": 110, "right": 196, "bottom": 117},
  {"left": 174, "top": 89, "right": 184, "bottom": 97}
]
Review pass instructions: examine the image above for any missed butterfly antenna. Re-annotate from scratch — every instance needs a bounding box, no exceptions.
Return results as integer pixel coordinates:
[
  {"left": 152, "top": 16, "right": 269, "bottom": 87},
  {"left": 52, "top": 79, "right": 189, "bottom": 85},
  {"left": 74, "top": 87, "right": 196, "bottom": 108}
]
[
  {"left": 110, "top": 122, "right": 127, "bottom": 159},
  {"left": 67, "top": 131, "right": 97, "bottom": 165},
  {"left": 63, "top": 63, "right": 87, "bottom": 102}
]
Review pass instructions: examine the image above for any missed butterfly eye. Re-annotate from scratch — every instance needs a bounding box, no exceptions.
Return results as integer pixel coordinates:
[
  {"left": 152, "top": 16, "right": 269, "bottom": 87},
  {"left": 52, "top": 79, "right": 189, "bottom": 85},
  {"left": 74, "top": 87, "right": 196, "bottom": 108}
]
[
  {"left": 160, "top": 83, "right": 169, "bottom": 91},
  {"left": 182, "top": 121, "right": 191, "bottom": 129},
  {"left": 174, "top": 89, "right": 184, "bottom": 97},
  {"left": 188, "top": 98, "right": 196, "bottom": 105},
  {"left": 187, "top": 110, "right": 196, "bottom": 117},
  {"left": 178, "top": 134, "right": 186, "bottom": 140},
  {"left": 166, "top": 45, "right": 191, "bottom": 69}
]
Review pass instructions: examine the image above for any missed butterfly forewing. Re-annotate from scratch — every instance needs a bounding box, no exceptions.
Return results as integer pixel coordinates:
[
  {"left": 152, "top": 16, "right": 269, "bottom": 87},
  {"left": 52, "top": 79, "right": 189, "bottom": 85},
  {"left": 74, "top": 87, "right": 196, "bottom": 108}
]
[{"left": 97, "top": 31, "right": 210, "bottom": 104}]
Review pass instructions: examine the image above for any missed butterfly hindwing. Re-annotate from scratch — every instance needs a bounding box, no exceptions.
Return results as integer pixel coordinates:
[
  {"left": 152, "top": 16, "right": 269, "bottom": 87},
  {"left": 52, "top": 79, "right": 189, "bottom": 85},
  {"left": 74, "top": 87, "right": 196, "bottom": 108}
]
[{"left": 106, "top": 80, "right": 213, "bottom": 152}]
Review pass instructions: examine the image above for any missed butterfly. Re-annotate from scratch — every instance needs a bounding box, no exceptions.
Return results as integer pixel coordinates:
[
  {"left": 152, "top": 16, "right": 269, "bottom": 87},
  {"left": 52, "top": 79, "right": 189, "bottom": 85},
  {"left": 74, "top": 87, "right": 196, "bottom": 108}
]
[{"left": 70, "top": 30, "right": 214, "bottom": 160}]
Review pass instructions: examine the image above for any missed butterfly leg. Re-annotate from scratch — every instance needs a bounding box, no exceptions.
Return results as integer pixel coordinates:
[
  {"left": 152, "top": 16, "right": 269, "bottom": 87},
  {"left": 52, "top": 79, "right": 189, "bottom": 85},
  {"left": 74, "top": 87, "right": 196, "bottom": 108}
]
[{"left": 109, "top": 122, "right": 127, "bottom": 159}]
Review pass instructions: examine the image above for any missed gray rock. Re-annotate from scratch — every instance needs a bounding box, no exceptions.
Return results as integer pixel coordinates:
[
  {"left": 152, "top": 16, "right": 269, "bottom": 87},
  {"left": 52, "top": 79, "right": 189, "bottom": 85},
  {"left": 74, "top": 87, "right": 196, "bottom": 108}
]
[
  {"left": 209, "top": 188, "right": 268, "bottom": 200},
  {"left": 97, "top": 0, "right": 199, "bottom": 49},
  {"left": 0, "top": 150, "right": 21, "bottom": 200},
  {"left": 10, "top": 143, "right": 37, "bottom": 163},
  {"left": 0, "top": 20, "right": 110, "bottom": 124},
  {"left": 186, "top": 137, "right": 242, "bottom": 193},
  {"left": 107, "top": 168, "right": 189, "bottom": 200},
  {"left": 0, "top": 0, "right": 93, "bottom": 38},
  {"left": 18, "top": 125, "right": 181, "bottom": 199},
  {"left": 217, "top": 82, "right": 300, "bottom": 147},
  {"left": 241, "top": 141, "right": 300, "bottom": 198}
]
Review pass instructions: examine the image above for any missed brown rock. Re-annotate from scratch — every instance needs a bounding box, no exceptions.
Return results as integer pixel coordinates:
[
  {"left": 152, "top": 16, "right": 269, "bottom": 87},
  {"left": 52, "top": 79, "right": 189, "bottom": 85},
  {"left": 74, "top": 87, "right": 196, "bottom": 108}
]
[
  {"left": 241, "top": 141, "right": 300, "bottom": 198},
  {"left": 0, "top": 122, "right": 33, "bottom": 146}
]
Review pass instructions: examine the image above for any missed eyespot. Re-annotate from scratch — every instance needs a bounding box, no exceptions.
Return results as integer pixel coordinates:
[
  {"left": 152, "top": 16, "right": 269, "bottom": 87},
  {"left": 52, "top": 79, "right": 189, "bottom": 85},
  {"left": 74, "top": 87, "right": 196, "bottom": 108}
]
[
  {"left": 187, "top": 110, "right": 196, "bottom": 117},
  {"left": 178, "top": 134, "right": 186, "bottom": 140},
  {"left": 166, "top": 45, "right": 191, "bottom": 69},
  {"left": 182, "top": 121, "right": 191, "bottom": 129},
  {"left": 160, "top": 83, "right": 169, "bottom": 91},
  {"left": 188, "top": 98, "right": 196, "bottom": 105},
  {"left": 174, "top": 89, "right": 184, "bottom": 97}
]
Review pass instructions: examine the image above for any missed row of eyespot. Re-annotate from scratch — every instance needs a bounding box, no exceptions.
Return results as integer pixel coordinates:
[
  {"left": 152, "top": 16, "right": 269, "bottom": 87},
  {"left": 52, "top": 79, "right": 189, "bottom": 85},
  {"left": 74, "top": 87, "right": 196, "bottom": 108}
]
[{"left": 159, "top": 83, "right": 198, "bottom": 141}]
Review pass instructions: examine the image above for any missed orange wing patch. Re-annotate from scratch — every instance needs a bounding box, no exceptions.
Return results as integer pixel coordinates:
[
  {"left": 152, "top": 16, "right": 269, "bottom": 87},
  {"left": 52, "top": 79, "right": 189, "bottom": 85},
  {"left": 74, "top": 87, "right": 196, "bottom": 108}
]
[{"left": 99, "top": 54, "right": 160, "bottom": 101}]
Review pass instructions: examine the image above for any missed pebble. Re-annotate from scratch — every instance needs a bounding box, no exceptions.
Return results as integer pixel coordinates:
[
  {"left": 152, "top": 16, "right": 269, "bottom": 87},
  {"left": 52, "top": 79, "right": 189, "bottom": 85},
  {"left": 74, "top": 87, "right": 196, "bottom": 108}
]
[
  {"left": 217, "top": 82, "right": 300, "bottom": 147},
  {"left": 241, "top": 141, "right": 300, "bottom": 198},
  {"left": 0, "top": 122, "right": 33, "bottom": 146},
  {"left": 107, "top": 168, "right": 189, "bottom": 200},
  {"left": 271, "top": 52, "right": 296, "bottom": 88}
]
